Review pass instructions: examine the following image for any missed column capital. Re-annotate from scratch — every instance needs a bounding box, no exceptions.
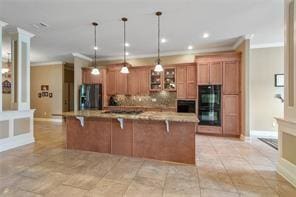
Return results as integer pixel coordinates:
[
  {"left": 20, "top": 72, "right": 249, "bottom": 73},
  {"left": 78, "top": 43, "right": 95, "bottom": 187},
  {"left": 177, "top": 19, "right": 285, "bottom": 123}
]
[{"left": 17, "top": 28, "right": 35, "bottom": 38}]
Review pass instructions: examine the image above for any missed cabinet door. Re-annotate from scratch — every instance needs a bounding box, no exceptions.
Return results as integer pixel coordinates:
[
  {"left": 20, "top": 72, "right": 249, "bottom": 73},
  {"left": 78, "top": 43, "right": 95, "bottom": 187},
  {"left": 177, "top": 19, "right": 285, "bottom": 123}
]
[
  {"left": 176, "top": 66, "right": 187, "bottom": 99},
  {"left": 223, "top": 95, "right": 240, "bottom": 136},
  {"left": 82, "top": 69, "right": 91, "bottom": 84},
  {"left": 107, "top": 70, "right": 116, "bottom": 95},
  {"left": 139, "top": 68, "right": 149, "bottom": 95},
  {"left": 128, "top": 69, "right": 139, "bottom": 95},
  {"left": 197, "top": 63, "right": 210, "bottom": 85},
  {"left": 186, "top": 65, "right": 197, "bottom": 99},
  {"left": 223, "top": 61, "right": 240, "bottom": 94},
  {"left": 209, "top": 62, "right": 222, "bottom": 84},
  {"left": 116, "top": 71, "right": 128, "bottom": 95}
]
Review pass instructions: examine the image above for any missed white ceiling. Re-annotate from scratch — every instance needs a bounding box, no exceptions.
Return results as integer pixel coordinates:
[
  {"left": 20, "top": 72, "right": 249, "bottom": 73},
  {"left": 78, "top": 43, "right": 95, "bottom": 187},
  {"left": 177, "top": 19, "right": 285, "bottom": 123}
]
[{"left": 0, "top": 0, "right": 284, "bottom": 63}]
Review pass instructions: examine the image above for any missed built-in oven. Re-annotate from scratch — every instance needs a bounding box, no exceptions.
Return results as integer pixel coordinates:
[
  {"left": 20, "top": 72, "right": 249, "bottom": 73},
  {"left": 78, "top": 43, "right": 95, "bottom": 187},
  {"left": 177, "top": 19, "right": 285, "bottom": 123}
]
[
  {"left": 198, "top": 85, "right": 221, "bottom": 126},
  {"left": 177, "top": 100, "right": 196, "bottom": 113}
]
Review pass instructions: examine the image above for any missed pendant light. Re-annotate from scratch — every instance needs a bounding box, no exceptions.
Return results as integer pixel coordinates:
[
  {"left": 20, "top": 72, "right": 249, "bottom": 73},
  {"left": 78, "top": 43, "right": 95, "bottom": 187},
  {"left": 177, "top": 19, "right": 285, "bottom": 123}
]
[
  {"left": 120, "top": 17, "right": 129, "bottom": 74},
  {"left": 91, "top": 22, "right": 100, "bottom": 75},
  {"left": 154, "top": 11, "right": 164, "bottom": 72}
]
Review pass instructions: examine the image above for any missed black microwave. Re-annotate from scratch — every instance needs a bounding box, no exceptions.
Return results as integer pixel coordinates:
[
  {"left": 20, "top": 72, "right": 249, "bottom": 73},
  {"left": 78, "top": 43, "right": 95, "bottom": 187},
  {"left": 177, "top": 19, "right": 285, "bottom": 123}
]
[{"left": 177, "top": 100, "right": 196, "bottom": 113}]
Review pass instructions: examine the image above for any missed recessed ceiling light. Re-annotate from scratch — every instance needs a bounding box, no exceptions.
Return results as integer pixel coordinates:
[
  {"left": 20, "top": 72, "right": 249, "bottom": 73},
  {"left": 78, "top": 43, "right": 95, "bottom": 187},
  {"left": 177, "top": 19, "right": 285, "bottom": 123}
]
[
  {"left": 125, "top": 52, "right": 129, "bottom": 56},
  {"left": 161, "top": 38, "right": 167, "bottom": 43},
  {"left": 125, "top": 42, "right": 130, "bottom": 47},
  {"left": 188, "top": 45, "right": 193, "bottom": 50},
  {"left": 94, "top": 46, "right": 98, "bottom": 50},
  {"left": 203, "top": 33, "right": 209, "bottom": 38}
]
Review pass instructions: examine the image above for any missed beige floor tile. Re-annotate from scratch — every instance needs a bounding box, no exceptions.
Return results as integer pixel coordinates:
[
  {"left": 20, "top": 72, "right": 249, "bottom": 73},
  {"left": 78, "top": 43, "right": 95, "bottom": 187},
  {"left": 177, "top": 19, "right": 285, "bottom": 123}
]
[
  {"left": 85, "top": 179, "right": 129, "bottom": 197},
  {"left": 199, "top": 172, "right": 237, "bottom": 192},
  {"left": 231, "top": 174, "right": 269, "bottom": 188},
  {"left": 235, "top": 183, "right": 279, "bottom": 197},
  {"left": 136, "top": 160, "right": 169, "bottom": 181},
  {"left": 201, "top": 188, "right": 239, "bottom": 197},
  {"left": 125, "top": 176, "right": 163, "bottom": 197},
  {"left": 266, "top": 179, "right": 296, "bottom": 197},
  {"left": 0, "top": 187, "right": 42, "bottom": 197},
  {"left": 16, "top": 172, "right": 68, "bottom": 195},
  {"left": 44, "top": 185, "right": 87, "bottom": 197},
  {"left": 63, "top": 173, "right": 102, "bottom": 190},
  {"left": 164, "top": 176, "right": 200, "bottom": 196}
]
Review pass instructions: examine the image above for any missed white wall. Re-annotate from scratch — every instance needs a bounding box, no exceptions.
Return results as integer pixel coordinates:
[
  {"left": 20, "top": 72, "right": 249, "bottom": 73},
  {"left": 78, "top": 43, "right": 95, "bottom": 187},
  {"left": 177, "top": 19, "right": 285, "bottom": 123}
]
[{"left": 250, "top": 47, "right": 284, "bottom": 132}]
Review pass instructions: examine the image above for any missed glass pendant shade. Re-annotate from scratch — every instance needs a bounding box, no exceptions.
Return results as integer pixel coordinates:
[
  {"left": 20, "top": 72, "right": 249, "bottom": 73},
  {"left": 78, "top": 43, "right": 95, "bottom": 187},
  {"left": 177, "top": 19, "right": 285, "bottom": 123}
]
[
  {"left": 91, "top": 67, "right": 100, "bottom": 75},
  {"left": 154, "top": 63, "right": 163, "bottom": 72},
  {"left": 120, "top": 66, "right": 129, "bottom": 74}
]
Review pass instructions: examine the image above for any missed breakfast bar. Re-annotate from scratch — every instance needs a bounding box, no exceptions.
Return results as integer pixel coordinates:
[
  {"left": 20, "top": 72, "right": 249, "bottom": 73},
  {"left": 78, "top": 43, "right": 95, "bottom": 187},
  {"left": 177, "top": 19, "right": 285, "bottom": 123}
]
[{"left": 58, "top": 110, "right": 198, "bottom": 164}]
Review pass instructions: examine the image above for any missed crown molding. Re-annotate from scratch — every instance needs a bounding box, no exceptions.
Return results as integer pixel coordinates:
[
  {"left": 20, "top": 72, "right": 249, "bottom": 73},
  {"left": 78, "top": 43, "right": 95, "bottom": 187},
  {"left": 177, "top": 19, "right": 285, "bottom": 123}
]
[
  {"left": 0, "top": 21, "right": 8, "bottom": 27},
  {"left": 232, "top": 36, "right": 246, "bottom": 50},
  {"left": 96, "top": 46, "right": 234, "bottom": 62},
  {"left": 250, "top": 42, "right": 284, "bottom": 49},
  {"left": 31, "top": 61, "right": 65, "bottom": 67},
  {"left": 72, "top": 53, "right": 92, "bottom": 62}
]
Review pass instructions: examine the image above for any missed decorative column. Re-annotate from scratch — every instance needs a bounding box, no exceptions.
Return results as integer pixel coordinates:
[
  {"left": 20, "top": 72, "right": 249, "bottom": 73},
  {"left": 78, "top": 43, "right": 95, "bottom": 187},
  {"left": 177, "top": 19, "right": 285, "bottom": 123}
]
[
  {"left": 10, "top": 28, "right": 34, "bottom": 111},
  {"left": 276, "top": 0, "right": 296, "bottom": 187},
  {"left": 0, "top": 21, "right": 8, "bottom": 112}
]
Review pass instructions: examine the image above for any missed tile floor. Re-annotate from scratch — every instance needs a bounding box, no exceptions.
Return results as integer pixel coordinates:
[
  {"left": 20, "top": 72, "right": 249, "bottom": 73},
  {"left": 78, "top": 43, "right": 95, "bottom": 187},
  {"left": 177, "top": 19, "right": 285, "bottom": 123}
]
[{"left": 0, "top": 121, "right": 295, "bottom": 197}]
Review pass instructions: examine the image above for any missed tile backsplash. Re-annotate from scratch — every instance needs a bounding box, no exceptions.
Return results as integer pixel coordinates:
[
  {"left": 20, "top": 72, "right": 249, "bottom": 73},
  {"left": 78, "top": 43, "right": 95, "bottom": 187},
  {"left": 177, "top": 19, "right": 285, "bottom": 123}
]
[{"left": 113, "top": 91, "right": 176, "bottom": 107}]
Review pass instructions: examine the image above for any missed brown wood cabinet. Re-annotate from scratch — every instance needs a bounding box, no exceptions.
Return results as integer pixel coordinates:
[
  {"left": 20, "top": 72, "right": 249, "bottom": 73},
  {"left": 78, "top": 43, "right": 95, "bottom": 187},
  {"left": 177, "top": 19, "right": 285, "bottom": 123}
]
[
  {"left": 116, "top": 71, "right": 128, "bottom": 95},
  {"left": 106, "top": 66, "right": 128, "bottom": 95},
  {"left": 197, "top": 62, "right": 222, "bottom": 85},
  {"left": 223, "top": 61, "right": 240, "bottom": 94},
  {"left": 149, "top": 67, "right": 176, "bottom": 92},
  {"left": 196, "top": 52, "right": 241, "bottom": 137},
  {"left": 107, "top": 70, "right": 116, "bottom": 95},
  {"left": 176, "top": 64, "right": 197, "bottom": 99},
  {"left": 82, "top": 68, "right": 104, "bottom": 84},
  {"left": 223, "top": 95, "right": 240, "bottom": 136},
  {"left": 128, "top": 68, "right": 149, "bottom": 96}
]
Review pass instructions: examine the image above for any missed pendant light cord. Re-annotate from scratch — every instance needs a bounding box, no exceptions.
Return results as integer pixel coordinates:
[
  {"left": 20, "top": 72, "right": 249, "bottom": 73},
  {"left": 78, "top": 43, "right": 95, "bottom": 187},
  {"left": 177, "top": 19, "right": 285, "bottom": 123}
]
[
  {"left": 94, "top": 24, "right": 97, "bottom": 67},
  {"left": 124, "top": 19, "right": 126, "bottom": 66},
  {"left": 158, "top": 14, "right": 160, "bottom": 64}
]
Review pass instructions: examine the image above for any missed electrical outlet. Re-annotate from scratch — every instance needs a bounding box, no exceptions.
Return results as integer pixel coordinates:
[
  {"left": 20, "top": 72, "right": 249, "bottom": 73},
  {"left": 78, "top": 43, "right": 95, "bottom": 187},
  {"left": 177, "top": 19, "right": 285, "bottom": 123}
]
[
  {"left": 152, "top": 98, "right": 157, "bottom": 102},
  {"left": 139, "top": 98, "right": 142, "bottom": 101},
  {"left": 44, "top": 112, "right": 47, "bottom": 116}
]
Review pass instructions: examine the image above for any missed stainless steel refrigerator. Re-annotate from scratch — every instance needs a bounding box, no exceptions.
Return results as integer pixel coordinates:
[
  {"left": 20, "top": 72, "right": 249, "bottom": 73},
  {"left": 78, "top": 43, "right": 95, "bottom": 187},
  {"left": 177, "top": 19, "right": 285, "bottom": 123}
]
[{"left": 79, "top": 84, "right": 102, "bottom": 110}]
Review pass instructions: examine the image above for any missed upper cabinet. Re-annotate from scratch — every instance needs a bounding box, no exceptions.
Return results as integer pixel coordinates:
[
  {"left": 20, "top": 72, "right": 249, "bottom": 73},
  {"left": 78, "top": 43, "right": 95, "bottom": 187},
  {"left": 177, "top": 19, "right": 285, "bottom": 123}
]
[
  {"left": 128, "top": 67, "right": 149, "bottom": 96},
  {"left": 197, "top": 62, "right": 222, "bottom": 85},
  {"left": 176, "top": 64, "right": 197, "bottom": 99},
  {"left": 82, "top": 68, "right": 104, "bottom": 84},
  {"left": 149, "top": 67, "right": 176, "bottom": 92},
  {"left": 223, "top": 60, "right": 240, "bottom": 94},
  {"left": 197, "top": 63, "right": 210, "bottom": 85},
  {"left": 106, "top": 66, "right": 128, "bottom": 95},
  {"left": 150, "top": 69, "right": 162, "bottom": 91},
  {"left": 163, "top": 68, "right": 176, "bottom": 91}
]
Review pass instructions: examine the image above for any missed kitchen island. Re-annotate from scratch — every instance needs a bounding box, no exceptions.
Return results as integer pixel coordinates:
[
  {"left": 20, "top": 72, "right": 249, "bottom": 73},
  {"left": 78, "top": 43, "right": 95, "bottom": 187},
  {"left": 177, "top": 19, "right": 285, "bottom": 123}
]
[{"left": 57, "top": 110, "right": 198, "bottom": 164}]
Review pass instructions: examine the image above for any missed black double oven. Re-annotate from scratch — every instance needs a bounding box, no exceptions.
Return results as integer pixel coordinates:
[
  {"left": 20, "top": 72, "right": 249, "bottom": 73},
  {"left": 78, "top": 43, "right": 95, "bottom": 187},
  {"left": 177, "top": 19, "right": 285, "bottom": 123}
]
[{"left": 198, "top": 85, "right": 221, "bottom": 126}]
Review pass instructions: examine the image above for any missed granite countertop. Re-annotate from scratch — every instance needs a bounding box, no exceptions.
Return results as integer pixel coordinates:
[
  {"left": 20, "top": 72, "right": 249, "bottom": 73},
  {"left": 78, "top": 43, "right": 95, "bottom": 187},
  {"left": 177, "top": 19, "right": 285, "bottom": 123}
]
[{"left": 55, "top": 110, "right": 198, "bottom": 123}]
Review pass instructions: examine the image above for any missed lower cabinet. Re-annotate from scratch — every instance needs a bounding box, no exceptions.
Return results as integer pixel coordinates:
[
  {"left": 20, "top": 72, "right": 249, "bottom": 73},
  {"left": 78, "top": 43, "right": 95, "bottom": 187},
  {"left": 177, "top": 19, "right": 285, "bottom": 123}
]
[
  {"left": 223, "top": 95, "right": 240, "bottom": 136},
  {"left": 111, "top": 119, "right": 133, "bottom": 156},
  {"left": 198, "top": 126, "right": 222, "bottom": 135}
]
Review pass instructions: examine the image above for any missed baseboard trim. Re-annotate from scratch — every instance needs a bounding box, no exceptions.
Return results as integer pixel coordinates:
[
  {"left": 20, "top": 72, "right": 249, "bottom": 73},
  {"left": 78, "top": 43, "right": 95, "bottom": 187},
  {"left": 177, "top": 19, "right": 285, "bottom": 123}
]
[
  {"left": 34, "top": 118, "right": 63, "bottom": 123},
  {"left": 277, "top": 158, "right": 296, "bottom": 188},
  {"left": 250, "top": 130, "right": 278, "bottom": 138},
  {"left": 240, "top": 134, "right": 251, "bottom": 141},
  {"left": 0, "top": 134, "right": 35, "bottom": 152}
]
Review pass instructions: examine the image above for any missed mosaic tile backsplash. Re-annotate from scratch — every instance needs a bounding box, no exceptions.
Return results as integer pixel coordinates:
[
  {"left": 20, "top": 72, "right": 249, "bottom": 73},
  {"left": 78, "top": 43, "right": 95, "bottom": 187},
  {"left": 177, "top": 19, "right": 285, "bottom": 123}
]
[{"left": 113, "top": 91, "right": 176, "bottom": 107}]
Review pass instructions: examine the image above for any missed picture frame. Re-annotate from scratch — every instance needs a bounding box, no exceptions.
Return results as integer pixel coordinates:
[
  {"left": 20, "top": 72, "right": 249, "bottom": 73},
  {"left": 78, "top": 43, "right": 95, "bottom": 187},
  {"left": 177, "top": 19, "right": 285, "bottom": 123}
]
[
  {"left": 42, "top": 92, "right": 48, "bottom": 97},
  {"left": 275, "top": 74, "right": 284, "bottom": 87},
  {"left": 38, "top": 92, "right": 42, "bottom": 98},
  {"left": 41, "top": 85, "right": 49, "bottom": 91}
]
